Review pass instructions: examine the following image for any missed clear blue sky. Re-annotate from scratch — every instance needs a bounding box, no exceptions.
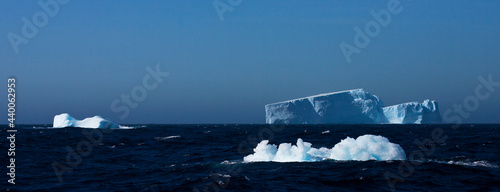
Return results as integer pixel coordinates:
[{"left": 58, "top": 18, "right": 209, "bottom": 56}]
[{"left": 1, "top": 0, "right": 499, "bottom": 124}]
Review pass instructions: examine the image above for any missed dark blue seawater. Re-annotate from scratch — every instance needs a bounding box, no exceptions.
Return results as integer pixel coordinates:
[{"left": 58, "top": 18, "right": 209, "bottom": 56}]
[{"left": 2, "top": 124, "right": 500, "bottom": 191}]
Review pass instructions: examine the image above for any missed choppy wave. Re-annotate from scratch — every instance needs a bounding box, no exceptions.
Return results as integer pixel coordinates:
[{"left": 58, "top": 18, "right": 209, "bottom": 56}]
[
  {"left": 154, "top": 135, "right": 181, "bottom": 140},
  {"left": 447, "top": 160, "right": 499, "bottom": 168},
  {"left": 425, "top": 158, "right": 500, "bottom": 168},
  {"left": 4, "top": 124, "right": 500, "bottom": 192}
]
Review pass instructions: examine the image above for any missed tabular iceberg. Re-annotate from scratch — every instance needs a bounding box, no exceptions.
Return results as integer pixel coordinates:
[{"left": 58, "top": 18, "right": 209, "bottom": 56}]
[
  {"left": 265, "top": 89, "right": 441, "bottom": 124},
  {"left": 53, "top": 113, "right": 120, "bottom": 128}
]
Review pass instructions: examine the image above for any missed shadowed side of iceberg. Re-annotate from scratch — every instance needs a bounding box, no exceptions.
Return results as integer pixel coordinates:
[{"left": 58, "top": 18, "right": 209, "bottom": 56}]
[
  {"left": 265, "top": 89, "right": 388, "bottom": 124},
  {"left": 53, "top": 113, "right": 120, "bottom": 128},
  {"left": 265, "top": 98, "right": 321, "bottom": 124},
  {"left": 382, "top": 100, "right": 442, "bottom": 124}
]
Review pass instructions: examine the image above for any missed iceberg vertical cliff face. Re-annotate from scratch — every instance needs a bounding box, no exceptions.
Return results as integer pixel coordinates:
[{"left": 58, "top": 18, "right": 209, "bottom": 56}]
[
  {"left": 265, "top": 89, "right": 442, "bottom": 124},
  {"left": 265, "top": 89, "right": 388, "bottom": 124},
  {"left": 382, "top": 100, "right": 442, "bottom": 124}
]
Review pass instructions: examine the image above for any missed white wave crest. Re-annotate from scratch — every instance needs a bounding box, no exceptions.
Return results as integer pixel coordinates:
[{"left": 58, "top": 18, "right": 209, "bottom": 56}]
[
  {"left": 447, "top": 160, "right": 499, "bottom": 168},
  {"left": 154, "top": 135, "right": 180, "bottom": 140}
]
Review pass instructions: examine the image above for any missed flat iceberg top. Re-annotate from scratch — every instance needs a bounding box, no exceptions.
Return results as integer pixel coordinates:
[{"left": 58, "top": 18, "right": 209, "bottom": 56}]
[
  {"left": 53, "top": 113, "right": 120, "bottom": 128},
  {"left": 265, "top": 88, "right": 387, "bottom": 124},
  {"left": 267, "top": 88, "right": 364, "bottom": 106}
]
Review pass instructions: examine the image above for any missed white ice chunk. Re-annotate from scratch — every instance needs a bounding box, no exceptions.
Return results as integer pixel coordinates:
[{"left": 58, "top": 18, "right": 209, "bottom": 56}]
[
  {"left": 244, "top": 135, "right": 406, "bottom": 162},
  {"left": 243, "top": 140, "right": 278, "bottom": 162},
  {"left": 53, "top": 113, "right": 119, "bottom": 128},
  {"left": 329, "top": 135, "right": 406, "bottom": 161}
]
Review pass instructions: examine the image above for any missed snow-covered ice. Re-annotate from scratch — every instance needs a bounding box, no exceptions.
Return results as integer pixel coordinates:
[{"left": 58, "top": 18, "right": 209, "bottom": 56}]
[
  {"left": 243, "top": 134, "right": 406, "bottom": 162},
  {"left": 265, "top": 88, "right": 441, "bottom": 124},
  {"left": 53, "top": 113, "right": 120, "bottom": 128}
]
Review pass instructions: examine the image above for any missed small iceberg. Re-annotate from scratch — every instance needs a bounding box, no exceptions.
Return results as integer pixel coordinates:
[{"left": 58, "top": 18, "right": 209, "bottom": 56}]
[
  {"left": 244, "top": 134, "right": 406, "bottom": 162},
  {"left": 53, "top": 113, "right": 120, "bottom": 128}
]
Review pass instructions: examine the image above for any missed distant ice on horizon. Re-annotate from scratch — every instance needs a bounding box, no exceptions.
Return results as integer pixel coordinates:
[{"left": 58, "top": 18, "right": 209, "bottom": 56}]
[
  {"left": 265, "top": 89, "right": 442, "bottom": 124},
  {"left": 53, "top": 113, "right": 120, "bottom": 128}
]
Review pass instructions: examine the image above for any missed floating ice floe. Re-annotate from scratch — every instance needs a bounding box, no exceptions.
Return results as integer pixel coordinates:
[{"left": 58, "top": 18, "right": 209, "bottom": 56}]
[
  {"left": 244, "top": 134, "right": 406, "bottom": 162},
  {"left": 53, "top": 113, "right": 120, "bottom": 128}
]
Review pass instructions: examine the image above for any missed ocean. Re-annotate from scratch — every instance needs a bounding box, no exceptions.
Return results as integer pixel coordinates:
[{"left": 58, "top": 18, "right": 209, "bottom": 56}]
[{"left": 2, "top": 124, "right": 500, "bottom": 191}]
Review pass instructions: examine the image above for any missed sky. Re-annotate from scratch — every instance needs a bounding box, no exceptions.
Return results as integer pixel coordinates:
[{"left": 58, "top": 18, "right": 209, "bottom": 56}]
[{"left": 1, "top": 0, "right": 500, "bottom": 124}]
